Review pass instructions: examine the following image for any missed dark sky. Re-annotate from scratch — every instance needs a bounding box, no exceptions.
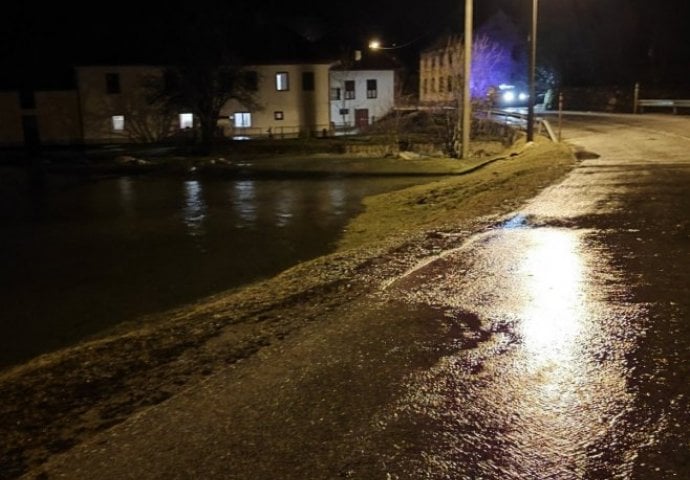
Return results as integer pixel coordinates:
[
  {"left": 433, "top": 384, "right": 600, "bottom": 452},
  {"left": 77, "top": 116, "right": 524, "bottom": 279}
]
[{"left": 1, "top": 0, "right": 688, "bottom": 88}]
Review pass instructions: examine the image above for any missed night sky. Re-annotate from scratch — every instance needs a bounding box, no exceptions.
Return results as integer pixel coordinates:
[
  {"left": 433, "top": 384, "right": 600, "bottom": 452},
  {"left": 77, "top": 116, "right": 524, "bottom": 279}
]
[{"left": 1, "top": 0, "right": 688, "bottom": 89}]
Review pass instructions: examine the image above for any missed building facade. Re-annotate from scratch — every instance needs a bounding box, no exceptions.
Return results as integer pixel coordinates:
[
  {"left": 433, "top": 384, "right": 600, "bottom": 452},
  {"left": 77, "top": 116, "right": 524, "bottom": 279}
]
[
  {"left": 0, "top": 58, "right": 397, "bottom": 146},
  {"left": 0, "top": 90, "right": 81, "bottom": 146},
  {"left": 419, "top": 12, "right": 527, "bottom": 107},
  {"left": 419, "top": 35, "right": 463, "bottom": 106},
  {"left": 221, "top": 62, "right": 333, "bottom": 139},
  {"left": 329, "top": 67, "right": 396, "bottom": 132}
]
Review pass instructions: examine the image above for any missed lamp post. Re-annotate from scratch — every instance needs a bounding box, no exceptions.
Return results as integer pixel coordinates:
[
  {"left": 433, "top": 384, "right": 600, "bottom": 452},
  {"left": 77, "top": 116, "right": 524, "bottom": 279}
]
[
  {"left": 461, "top": 0, "right": 473, "bottom": 159},
  {"left": 526, "top": 0, "right": 538, "bottom": 142}
]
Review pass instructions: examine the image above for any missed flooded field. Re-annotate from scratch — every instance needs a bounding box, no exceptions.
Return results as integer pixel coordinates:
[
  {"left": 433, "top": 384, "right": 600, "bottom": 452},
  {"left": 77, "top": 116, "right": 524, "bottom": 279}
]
[{"left": 0, "top": 168, "right": 434, "bottom": 367}]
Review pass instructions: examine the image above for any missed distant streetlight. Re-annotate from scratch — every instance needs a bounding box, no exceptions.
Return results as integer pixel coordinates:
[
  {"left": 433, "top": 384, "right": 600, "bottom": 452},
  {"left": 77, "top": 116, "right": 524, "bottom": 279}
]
[
  {"left": 526, "top": 0, "right": 538, "bottom": 142},
  {"left": 368, "top": 40, "right": 383, "bottom": 50},
  {"left": 368, "top": 35, "right": 427, "bottom": 52}
]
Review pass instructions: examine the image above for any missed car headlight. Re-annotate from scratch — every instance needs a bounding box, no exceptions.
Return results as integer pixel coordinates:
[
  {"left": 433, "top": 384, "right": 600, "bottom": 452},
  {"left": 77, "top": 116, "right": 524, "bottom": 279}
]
[
  {"left": 518, "top": 92, "right": 529, "bottom": 101},
  {"left": 502, "top": 91, "right": 515, "bottom": 103}
]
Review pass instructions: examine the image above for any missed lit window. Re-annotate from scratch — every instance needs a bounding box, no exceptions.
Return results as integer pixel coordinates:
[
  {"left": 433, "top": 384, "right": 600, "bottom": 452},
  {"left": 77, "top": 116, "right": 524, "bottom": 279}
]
[
  {"left": 179, "top": 113, "right": 193, "bottom": 129},
  {"left": 330, "top": 88, "right": 341, "bottom": 100},
  {"left": 344, "top": 80, "right": 355, "bottom": 100},
  {"left": 112, "top": 115, "right": 125, "bottom": 131},
  {"left": 276, "top": 72, "right": 289, "bottom": 91},
  {"left": 274, "top": 111, "right": 284, "bottom": 120},
  {"left": 366, "top": 79, "right": 377, "bottom": 99},
  {"left": 233, "top": 112, "right": 252, "bottom": 127}
]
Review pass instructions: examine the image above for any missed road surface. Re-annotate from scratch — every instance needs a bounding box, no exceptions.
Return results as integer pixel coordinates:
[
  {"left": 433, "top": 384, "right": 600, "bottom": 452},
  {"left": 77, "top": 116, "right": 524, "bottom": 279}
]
[{"left": 25, "top": 113, "right": 690, "bottom": 479}]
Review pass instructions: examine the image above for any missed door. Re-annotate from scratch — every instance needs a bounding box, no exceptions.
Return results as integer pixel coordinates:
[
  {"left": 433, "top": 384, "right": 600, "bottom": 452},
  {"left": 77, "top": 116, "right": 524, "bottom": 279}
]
[{"left": 354, "top": 109, "right": 369, "bottom": 129}]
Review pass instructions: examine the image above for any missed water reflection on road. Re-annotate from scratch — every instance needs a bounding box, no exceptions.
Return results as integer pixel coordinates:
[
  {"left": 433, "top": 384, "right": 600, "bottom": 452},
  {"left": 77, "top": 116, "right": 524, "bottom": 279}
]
[{"left": 388, "top": 221, "right": 648, "bottom": 479}]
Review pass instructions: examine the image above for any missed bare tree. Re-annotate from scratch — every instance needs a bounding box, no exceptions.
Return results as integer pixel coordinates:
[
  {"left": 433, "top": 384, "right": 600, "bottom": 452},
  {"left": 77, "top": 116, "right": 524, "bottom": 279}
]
[
  {"left": 149, "top": 8, "right": 259, "bottom": 151},
  {"left": 151, "top": 64, "right": 258, "bottom": 149},
  {"left": 429, "top": 34, "right": 511, "bottom": 157},
  {"left": 79, "top": 71, "right": 176, "bottom": 144}
]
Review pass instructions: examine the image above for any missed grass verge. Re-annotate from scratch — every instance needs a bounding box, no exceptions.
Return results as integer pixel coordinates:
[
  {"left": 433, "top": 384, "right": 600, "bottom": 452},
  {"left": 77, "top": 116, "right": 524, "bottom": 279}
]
[{"left": 338, "top": 137, "right": 576, "bottom": 250}]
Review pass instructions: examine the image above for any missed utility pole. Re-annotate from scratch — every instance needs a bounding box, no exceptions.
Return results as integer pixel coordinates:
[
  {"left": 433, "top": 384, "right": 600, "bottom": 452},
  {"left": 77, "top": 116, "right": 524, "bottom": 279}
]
[
  {"left": 461, "top": 0, "right": 473, "bottom": 159},
  {"left": 527, "top": 0, "right": 538, "bottom": 142}
]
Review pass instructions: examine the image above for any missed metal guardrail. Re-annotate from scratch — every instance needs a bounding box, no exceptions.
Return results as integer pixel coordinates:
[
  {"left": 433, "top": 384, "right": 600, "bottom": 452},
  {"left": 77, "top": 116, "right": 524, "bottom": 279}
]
[
  {"left": 636, "top": 99, "right": 690, "bottom": 114},
  {"left": 484, "top": 109, "right": 559, "bottom": 142}
]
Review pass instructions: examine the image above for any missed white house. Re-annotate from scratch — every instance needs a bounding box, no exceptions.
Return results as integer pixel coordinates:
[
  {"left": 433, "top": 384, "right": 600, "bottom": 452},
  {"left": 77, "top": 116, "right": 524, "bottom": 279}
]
[{"left": 329, "top": 54, "right": 397, "bottom": 133}]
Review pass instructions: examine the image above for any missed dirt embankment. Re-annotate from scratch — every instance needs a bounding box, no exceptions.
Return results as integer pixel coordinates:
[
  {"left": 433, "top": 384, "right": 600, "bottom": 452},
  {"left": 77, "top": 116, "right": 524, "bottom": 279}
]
[{"left": 0, "top": 138, "right": 576, "bottom": 479}]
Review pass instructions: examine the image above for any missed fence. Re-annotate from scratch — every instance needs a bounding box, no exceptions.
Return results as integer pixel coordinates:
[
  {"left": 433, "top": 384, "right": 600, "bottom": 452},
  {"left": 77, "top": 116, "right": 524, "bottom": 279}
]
[
  {"left": 484, "top": 109, "right": 558, "bottom": 142},
  {"left": 633, "top": 83, "right": 690, "bottom": 114},
  {"left": 227, "top": 124, "right": 333, "bottom": 140}
]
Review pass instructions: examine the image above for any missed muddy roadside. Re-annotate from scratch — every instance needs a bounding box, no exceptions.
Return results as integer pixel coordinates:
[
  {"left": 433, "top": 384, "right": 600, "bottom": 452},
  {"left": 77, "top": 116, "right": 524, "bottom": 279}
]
[{"left": 0, "top": 138, "right": 576, "bottom": 479}]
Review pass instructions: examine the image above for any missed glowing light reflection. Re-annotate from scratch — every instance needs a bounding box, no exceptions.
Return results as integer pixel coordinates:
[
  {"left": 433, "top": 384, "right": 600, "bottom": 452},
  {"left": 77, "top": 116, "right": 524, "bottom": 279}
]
[
  {"left": 118, "top": 177, "right": 134, "bottom": 214},
  {"left": 275, "top": 189, "right": 295, "bottom": 227},
  {"left": 519, "top": 229, "right": 585, "bottom": 366},
  {"left": 328, "top": 182, "right": 346, "bottom": 214},
  {"left": 233, "top": 180, "right": 257, "bottom": 226},
  {"left": 183, "top": 180, "right": 206, "bottom": 237}
]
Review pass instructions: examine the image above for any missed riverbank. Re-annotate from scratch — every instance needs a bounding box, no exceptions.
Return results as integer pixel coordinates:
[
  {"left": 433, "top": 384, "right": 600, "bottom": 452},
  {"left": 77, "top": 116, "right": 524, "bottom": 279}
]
[
  {"left": 0, "top": 139, "right": 508, "bottom": 178},
  {"left": 0, "top": 137, "right": 576, "bottom": 479}
]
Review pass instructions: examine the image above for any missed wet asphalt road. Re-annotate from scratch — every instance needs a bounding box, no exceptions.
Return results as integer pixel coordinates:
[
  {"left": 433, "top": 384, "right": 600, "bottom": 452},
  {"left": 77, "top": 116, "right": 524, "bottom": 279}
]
[{"left": 26, "top": 113, "right": 690, "bottom": 479}]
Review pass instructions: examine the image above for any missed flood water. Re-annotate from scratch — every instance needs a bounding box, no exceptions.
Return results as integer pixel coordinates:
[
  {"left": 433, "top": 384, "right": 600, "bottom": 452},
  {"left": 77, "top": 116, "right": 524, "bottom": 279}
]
[{"left": 0, "top": 168, "right": 433, "bottom": 368}]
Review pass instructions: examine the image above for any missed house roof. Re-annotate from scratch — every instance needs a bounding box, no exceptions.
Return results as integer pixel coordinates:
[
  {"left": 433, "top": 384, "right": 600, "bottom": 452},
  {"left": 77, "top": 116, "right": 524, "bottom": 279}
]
[{"left": 330, "top": 53, "right": 401, "bottom": 71}]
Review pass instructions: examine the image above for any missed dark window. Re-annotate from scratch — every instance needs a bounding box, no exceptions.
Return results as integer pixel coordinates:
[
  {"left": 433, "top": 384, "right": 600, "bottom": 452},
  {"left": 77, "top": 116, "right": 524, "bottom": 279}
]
[
  {"left": 274, "top": 111, "right": 284, "bottom": 120},
  {"left": 330, "top": 88, "right": 341, "bottom": 100},
  {"left": 19, "top": 90, "right": 35, "bottom": 109},
  {"left": 423, "top": 79, "right": 428, "bottom": 95},
  {"left": 447, "top": 76, "right": 453, "bottom": 92},
  {"left": 105, "top": 73, "right": 121, "bottom": 94},
  {"left": 163, "top": 70, "right": 179, "bottom": 91},
  {"left": 339, "top": 108, "right": 349, "bottom": 115},
  {"left": 218, "top": 69, "right": 238, "bottom": 92},
  {"left": 344, "top": 80, "right": 355, "bottom": 100},
  {"left": 245, "top": 71, "right": 258, "bottom": 91},
  {"left": 366, "top": 79, "right": 377, "bottom": 99},
  {"left": 302, "top": 72, "right": 315, "bottom": 91}
]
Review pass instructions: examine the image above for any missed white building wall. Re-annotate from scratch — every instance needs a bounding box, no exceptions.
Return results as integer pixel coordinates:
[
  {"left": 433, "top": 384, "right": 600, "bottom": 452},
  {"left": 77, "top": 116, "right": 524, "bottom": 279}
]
[{"left": 329, "top": 70, "right": 395, "bottom": 129}]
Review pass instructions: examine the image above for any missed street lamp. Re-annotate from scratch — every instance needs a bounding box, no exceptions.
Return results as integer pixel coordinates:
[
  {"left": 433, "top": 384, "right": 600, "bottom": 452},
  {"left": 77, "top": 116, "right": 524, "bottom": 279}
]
[
  {"left": 368, "top": 40, "right": 384, "bottom": 50},
  {"left": 526, "top": 0, "right": 538, "bottom": 142}
]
